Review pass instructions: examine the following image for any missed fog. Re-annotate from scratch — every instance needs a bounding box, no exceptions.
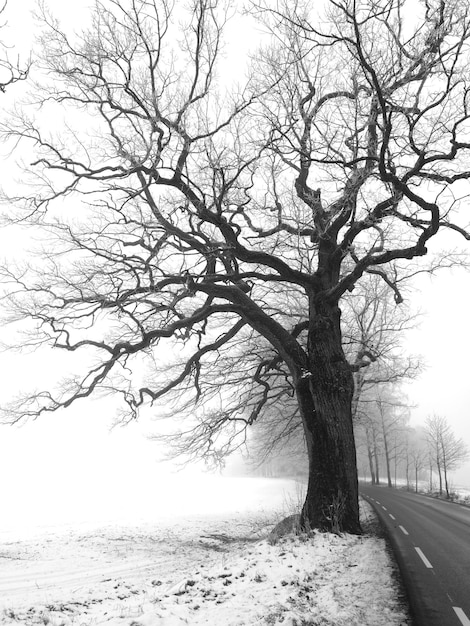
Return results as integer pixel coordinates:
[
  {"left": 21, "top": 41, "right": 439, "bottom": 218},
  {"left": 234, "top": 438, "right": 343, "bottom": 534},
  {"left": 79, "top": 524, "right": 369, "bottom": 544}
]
[{"left": 0, "top": 401, "right": 305, "bottom": 539}]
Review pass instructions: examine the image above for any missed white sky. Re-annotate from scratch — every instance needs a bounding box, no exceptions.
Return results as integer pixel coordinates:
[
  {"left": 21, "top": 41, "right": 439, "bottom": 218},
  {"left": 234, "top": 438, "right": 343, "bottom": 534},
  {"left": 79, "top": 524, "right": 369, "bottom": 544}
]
[
  {"left": 404, "top": 266, "right": 470, "bottom": 484},
  {"left": 0, "top": 0, "right": 469, "bottom": 532}
]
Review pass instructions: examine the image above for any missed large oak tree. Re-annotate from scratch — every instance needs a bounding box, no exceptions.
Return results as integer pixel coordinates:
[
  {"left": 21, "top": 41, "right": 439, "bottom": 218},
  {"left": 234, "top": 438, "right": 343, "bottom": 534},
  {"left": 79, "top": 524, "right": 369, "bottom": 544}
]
[{"left": 2, "top": 0, "right": 470, "bottom": 532}]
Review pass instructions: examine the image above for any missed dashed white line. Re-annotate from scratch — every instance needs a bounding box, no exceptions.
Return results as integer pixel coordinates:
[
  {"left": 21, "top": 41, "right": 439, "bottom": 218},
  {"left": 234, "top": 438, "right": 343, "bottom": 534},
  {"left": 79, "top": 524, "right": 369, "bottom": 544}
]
[
  {"left": 415, "top": 547, "right": 433, "bottom": 569},
  {"left": 453, "top": 607, "right": 470, "bottom": 626},
  {"left": 399, "top": 525, "right": 409, "bottom": 535},
  {"left": 382, "top": 506, "right": 387, "bottom": 511},
  {"left": 389, "top": 514, "right": 396, "bottom": 520}
]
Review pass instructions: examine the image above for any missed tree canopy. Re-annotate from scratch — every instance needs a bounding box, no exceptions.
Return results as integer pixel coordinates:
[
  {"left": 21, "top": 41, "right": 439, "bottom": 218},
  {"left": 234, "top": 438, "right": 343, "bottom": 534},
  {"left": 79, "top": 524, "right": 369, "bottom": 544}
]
[{"left": 2, "top": 0, "right": 470, "bottom": 532}]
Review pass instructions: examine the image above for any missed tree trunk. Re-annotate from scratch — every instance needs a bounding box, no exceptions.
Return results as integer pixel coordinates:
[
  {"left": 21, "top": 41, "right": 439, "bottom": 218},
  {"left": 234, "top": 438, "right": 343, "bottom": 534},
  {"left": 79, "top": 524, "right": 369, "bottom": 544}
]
[
  {"left": 379, "top": 408, "right": 393, "bottom": 488},
  {"left": 383, "top": 432, "right": 393, "bottom": 488},
  {"left": 443, "top": 462, "right": 450, "bottom": 498},
  {"left": 405, "top": 453, "right": 410, "bottom": 491},
  {"left": 393, "top": 444, "right": 398, "bottom": 489},
  {"left": 367, "top": 446, "right": 376, "bottom": 484},
  {"left": 365, "top": 429, "right": 376, "bottom": 484},
  {"left": 441, "top": 446, "right": 450, "bottom": 498},
  {"left": 437, "top": 460, "right": 443, "bottom": 495},
  {"left": 297, "top": 302, "right": 361, "bottom": 535},
  {"left": 374, "top": 441, "right": 380, "bottom": 485}
]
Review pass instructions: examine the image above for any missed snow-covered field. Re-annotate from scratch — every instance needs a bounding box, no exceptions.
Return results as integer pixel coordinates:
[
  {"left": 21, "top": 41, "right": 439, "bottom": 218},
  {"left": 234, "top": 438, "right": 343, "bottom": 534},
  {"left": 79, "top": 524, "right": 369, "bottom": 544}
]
[{"left": 0, "top": 479, "right": 411, "bottom": 626}]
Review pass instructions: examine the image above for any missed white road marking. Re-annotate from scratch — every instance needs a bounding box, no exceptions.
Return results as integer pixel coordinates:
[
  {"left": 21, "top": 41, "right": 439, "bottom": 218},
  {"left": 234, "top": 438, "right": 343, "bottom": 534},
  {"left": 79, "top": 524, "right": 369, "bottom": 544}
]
[
  {"left": 399, "top": 525, "right": 409, "bottom": 535},
  {"left": 389, "top": 514, "right": 396, "bottom": 520},
  {"left": 382, "top": 506, "right": 387, "bottom": 511},
  {"left": 415, "top": 547, "right": 433, "bottom": 568},
  {"left": 454, "top": 607, "right": 470, "bottom": 626}
]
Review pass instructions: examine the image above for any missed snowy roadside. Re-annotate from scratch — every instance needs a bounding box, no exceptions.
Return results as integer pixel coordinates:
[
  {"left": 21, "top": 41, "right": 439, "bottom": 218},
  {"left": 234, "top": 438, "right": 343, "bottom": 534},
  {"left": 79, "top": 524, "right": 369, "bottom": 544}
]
[{"left": 0, "top": 498, "right": 411, "bottom": 626}]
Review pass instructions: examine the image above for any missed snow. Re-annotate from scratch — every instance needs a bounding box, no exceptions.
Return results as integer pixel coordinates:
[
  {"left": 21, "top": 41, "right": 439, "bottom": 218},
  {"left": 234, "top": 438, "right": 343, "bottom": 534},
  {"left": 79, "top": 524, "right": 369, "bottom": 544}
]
[{"left": 0, "top": 480, "right": 411, "bottom": 626}]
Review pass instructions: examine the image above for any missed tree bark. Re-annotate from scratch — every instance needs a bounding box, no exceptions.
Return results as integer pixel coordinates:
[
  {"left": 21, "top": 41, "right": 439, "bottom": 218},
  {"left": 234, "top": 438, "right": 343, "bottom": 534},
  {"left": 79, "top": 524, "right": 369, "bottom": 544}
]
[{"left": 297, "top": 302, "right": 361, "bottom": 534}]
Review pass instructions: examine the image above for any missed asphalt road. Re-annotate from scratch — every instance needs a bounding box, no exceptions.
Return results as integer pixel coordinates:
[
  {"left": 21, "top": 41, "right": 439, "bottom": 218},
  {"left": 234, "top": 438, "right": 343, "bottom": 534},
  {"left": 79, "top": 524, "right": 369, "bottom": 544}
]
[{"left": 361, "top": 485, "right": 470, "bottom": 626}]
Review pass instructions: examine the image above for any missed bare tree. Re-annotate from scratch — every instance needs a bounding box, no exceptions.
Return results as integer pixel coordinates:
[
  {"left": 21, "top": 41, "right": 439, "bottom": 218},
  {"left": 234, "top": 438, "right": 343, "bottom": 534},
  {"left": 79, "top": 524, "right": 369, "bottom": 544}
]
[
  {"left": 410, "top": 444, "right": 426, "bottom": 493},
  {"left": 347, "top": 275, "right": 421, "bottom": 417},
  {"left": 426, "top": 415, "right": 445, "bottom": 494},
  {"left": 356, "top": 387, "right": 410, "bottom": 486},
  {"left": 425, "top": 415, "right": 469, "bottom": 498},
  {"left": 357, "top": 414, "right": 382, "bottom": 484},
  {"left": 2, "top": 0, "right": 470, "bottom": 532},
  {"left": 404, "top": 426, "right": 427, "bottom": 492}
]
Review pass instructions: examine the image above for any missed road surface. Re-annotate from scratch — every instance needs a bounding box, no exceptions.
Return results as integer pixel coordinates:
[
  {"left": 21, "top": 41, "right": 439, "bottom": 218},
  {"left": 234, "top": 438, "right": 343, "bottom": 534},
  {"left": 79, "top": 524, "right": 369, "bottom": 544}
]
[{"left": 361, "top": 485, "right": 470, "bottom": 626}]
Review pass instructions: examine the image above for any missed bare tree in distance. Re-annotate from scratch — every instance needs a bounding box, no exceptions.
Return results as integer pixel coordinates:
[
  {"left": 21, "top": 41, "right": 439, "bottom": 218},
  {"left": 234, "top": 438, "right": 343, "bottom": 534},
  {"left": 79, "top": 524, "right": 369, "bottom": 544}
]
[
  {"left": 355, "top": 385, "right": 410, "bottom": 486},
  {"left": 376, "top": 392, "right": 409, "bottom": 488},
  {"left": 346, "top": 275, "right": 421, "bottom": 418},
  {"left": 408, "top": 428, "right": 427, "bottom": 493},
  {"left": 425, "top": 415, "right": 469, "bottom": 498},
  {"left": 2, "top": 0, "right": 470, "bottom": 533}
]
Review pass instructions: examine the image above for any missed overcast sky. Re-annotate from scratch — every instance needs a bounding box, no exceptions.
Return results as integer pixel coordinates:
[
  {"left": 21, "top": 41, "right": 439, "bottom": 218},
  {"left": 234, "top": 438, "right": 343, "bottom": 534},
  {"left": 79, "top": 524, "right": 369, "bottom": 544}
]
[
  {"left": 404, "top": 265, "right": 470, "bottom": 484},
  {"left": 0, "top": 0, "right": 469, "bottom": 532}
]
